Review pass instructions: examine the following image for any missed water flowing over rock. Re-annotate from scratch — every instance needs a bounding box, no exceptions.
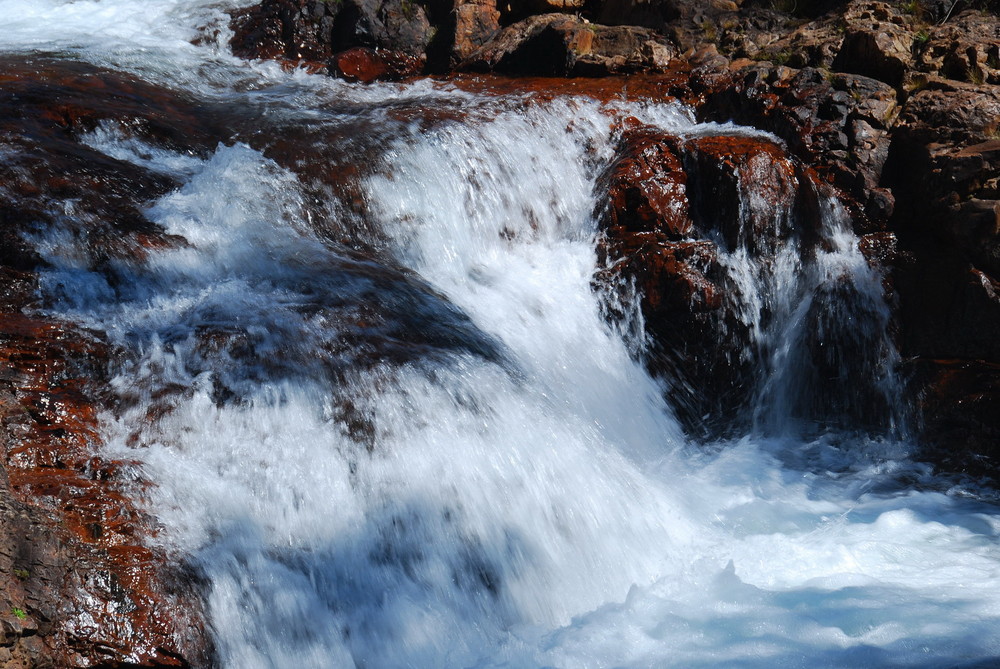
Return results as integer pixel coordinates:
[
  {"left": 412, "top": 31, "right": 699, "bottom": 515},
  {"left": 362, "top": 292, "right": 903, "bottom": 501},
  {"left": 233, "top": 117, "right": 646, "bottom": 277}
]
[
  {"left": 0, "top": 59, "right": 220, "bottom": 668},
  {"left": 7, "top": 0, "right": 1000, "bottom": 666}
]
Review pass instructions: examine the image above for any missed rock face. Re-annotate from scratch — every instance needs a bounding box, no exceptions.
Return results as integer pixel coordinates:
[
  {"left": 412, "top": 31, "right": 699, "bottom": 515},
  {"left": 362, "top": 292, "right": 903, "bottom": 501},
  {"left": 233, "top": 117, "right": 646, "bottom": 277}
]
[
  {"left": 224, "top": 0, "right": 1000, "bottom": 469},
  {"left": 594, "top": 122, "right": 851, "bottom": 435},
  {"left": 460, "top": 13, "right": 675, "bottom": 75},
  {"left": 0, "top": 57, "right": 218, "bottom": 668},
  {"left": 698, "top": 65, "right": 900, "bottom": 232},
  {"left": 230, "top": 0, "right": 435, "bottom": 76}
]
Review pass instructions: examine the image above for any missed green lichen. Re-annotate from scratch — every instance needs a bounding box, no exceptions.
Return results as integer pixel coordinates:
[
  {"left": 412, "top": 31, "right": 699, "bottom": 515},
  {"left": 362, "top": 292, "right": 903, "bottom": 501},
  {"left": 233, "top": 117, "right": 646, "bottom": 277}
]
[{"left": 11, "top": 608, "right": 26, "bottom": 620}]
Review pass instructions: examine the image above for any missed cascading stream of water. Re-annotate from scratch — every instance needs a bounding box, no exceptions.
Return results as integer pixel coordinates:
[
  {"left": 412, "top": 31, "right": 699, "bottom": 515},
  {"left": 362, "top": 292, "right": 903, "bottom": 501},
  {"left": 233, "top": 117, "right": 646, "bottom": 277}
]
[{"left": 4, "top": 1, "right": 1000, "bottom": 667}]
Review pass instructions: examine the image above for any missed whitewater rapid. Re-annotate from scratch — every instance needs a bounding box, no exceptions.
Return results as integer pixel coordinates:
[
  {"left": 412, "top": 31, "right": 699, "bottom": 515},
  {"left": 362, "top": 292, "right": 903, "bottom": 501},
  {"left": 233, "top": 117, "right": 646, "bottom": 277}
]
[{"left": 5, "top": 1, "right": 1000, "bottom": 667}]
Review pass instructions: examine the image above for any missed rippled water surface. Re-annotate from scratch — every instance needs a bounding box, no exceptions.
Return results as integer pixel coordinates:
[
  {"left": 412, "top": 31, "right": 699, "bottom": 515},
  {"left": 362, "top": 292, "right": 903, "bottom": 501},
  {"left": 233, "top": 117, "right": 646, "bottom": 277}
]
[{"left": 4, "top": 1, "right": 1000, "bottom": 667}]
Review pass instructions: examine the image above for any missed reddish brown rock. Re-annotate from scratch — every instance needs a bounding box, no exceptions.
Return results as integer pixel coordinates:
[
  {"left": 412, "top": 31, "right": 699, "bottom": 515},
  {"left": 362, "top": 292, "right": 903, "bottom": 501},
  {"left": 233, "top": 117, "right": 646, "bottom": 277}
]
[
  {"left": 0, "top": 315, "right": 210, "bottom": 668},
  {"left": 452, "top": 0, "right": 502, "bottom": 63},
  {"left": 330, "top": 47, "right": 424, "bottom": 82},
  {"left": 0, "top": 57, "right": 223, "bottom": 669},
  {"left": 460, "top": 13, "right": 675, "bottom": 76},
  {"left": 682, "top": 133, "right": 803, "bottom": 253},
  {"left": 600, "top": 124, "right": 692, "bottom": 238}
]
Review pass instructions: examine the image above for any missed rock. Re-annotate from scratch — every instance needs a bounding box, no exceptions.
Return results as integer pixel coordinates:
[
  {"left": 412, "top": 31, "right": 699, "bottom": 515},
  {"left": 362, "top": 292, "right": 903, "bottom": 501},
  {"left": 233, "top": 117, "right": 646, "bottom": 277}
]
[
  {"left": 599, "top": 123, "right": 692, "bottom": 239},
  {"left": 832, "top": 10, "right": 913, "bottom": 86},
  {"left": 915, "top": 9, "right": 1000, "bottom": 85},
  {"left": 330, "top": 46, "right": 424, "bottom": 82},
  {"left": 231, "top": 0, "right": 435, "bottom": 77},
  {"left": 504, "top": 0, "right": 586, "bottom": 22},
  {"left": 460, "top": 13, "right": 676, "bottom": 76},
  {"left": 451, "top": 0, "right": 502, "bottom": 63},
  {"left": 698, "top": 64, "right": 898, "bottom": 231},
  {"left": 682, "top": 133, "right": 803, "bottom": 254},
  {"left": 898, "top": 78, "right": 1000, "bottom": 145},
  {"left": 911, "top": 358, "right": 1000, "bottom": 478},
  {"left": 595, "top": 123, "right": 839, "bottom": 436},
  {"left": 0, "top": 56, "right": 218, "bottom": 669}
]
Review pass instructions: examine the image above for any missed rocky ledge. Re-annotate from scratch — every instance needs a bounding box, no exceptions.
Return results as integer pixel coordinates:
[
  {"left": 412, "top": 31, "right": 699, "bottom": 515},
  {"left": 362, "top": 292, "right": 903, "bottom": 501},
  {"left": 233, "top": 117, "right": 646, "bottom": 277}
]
[{"left": 229, "top": 0, "right": 1000, "bottom": 475}]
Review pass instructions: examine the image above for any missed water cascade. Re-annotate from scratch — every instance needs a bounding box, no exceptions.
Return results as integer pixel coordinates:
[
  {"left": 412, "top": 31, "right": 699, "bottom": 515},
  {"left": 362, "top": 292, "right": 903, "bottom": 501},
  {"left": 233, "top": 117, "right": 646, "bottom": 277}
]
[{"left": 2, "top": 1, "right": 1000, "bottom": 667}]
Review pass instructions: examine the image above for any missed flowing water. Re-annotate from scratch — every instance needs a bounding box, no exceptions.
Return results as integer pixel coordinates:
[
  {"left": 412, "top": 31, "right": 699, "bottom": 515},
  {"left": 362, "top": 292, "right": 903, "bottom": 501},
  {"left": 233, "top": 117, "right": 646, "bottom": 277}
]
[{"left": 4, "top": 1, "right": 1000, "bottom": 667}]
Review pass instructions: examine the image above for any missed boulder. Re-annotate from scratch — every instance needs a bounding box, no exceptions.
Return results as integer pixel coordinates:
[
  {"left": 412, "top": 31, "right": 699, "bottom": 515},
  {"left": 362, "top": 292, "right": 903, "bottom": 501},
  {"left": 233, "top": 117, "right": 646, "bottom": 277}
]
[
  {"left": 698, "top": 64, "right": 898, "bottom": 231},
  {"left": 595, "top": 123, "right": 841, "bottom": 436},
  {"left": 452, "top": 0, "right": 502, "bottom": 63},
  {"left": 599, "top": 121, "right": 692, "bottom": 239},
  {"left": 831, "top": 10, "right": 913, "bottom": 86},
  {"left": 231, "top": 0, "right": 435, "bottom": 77},
  {"left": 460, "top": 13, "right": 675, "bottom": 76},
  {"left": 330, "top": 46, "right": 424, "bottom": 81},
  {"left": 682, "top": 133, "right": 802, "bottom": 254}
]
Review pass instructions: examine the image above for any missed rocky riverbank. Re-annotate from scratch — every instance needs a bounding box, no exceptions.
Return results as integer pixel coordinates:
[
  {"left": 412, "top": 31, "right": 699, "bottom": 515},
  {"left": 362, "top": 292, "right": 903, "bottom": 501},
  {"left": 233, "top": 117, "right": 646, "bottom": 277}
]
[
  {"left": 233, "top": 0, "right": 1000, "bottom": 473},
  {"left": 3, "top": 0, "right": 1000, "bottom": 665}
]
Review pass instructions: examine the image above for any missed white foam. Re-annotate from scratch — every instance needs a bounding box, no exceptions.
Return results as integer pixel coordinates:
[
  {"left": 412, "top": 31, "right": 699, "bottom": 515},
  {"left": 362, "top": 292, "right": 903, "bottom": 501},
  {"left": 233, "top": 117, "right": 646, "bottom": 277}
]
[{"left": 12, "top": 2, "right": 1000, "bottom": 667}]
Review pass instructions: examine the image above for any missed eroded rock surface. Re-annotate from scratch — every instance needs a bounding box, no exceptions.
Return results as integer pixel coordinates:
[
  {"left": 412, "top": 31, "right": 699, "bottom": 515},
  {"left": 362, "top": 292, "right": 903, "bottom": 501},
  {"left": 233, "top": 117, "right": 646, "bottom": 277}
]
[{"left": 0, "top": 57, "right": 219, "bottom": 668}]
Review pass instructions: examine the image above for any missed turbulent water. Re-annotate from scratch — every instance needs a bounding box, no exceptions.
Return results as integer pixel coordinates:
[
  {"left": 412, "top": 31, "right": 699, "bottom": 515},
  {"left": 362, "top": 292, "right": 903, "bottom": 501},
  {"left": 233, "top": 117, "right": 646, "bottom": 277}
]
[{"left": 5, "top": 1, "right": 1000, "bottom": 667}]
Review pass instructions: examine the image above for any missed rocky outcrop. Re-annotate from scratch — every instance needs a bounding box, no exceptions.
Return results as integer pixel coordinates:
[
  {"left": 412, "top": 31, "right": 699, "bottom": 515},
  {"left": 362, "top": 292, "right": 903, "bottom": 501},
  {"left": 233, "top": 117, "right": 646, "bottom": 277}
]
[
  {"left": 0, "top": 57, "right": 219, "bottom": 668},
  {"left": 224, "top": 0, "right": 1000, "bottom": 466},
  {"left": 460, "top": 13, "right": 675, "bottom": 75},
  {"left": 595, "top": 121, "right": 843, "bottom": 435},
  {"left": 230, "top": 0, "right": 436, "bottom": 76},
  {"left": 698, "top": 64, "right": 899, "bottom": 232}
]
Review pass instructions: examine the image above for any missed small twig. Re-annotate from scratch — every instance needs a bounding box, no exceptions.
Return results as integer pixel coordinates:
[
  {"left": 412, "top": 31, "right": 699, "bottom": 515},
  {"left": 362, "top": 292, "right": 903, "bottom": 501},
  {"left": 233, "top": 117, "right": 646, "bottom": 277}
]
[{"left": 938, "top": 0, "right": 959, "bottom": 25}]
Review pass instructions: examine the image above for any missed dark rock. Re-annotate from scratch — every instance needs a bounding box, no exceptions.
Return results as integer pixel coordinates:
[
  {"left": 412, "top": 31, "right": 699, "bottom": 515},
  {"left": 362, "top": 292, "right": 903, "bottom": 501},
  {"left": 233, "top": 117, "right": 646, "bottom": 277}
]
[
  {"left": 910, "top": 358, "right": 1000, "bottom": 478},
  {"left": 599, "top": 121, "right": 692, "bottom": 239},
  {"left": 230, "top": 0, "right": 435, "bottom": 76},
  {"left": 698, "top": 63, "right": 899, "bottom": 232}
]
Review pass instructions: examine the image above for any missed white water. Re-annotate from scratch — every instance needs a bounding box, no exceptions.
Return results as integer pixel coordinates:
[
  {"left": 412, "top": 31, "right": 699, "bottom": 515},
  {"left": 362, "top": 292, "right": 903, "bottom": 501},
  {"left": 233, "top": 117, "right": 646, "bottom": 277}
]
[{"left": 5, "top": 1, "right": 1000, "bottom": 667}]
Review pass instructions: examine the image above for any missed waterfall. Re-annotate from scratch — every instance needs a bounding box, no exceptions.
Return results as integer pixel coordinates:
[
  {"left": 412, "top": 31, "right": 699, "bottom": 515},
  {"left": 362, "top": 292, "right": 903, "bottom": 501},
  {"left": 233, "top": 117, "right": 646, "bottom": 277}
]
[{"left": 4, "top": 1, "right": 1000, "bottom": 667}]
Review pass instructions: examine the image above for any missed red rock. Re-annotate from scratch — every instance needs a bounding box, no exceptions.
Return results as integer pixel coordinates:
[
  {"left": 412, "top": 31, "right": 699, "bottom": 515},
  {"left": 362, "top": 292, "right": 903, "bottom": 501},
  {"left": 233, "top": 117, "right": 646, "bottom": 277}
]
[
  {"left": 599, "top": 125, "right": 692, "bottom": 238},
  {"left": 331, "top": 46, "right": 425, "bottom": 82},
  {"left": 452, "top": 1, "right": 502, "bottom": 63},
  {"left": 681, "top": 134, "right": 801, "bottom": 253}
]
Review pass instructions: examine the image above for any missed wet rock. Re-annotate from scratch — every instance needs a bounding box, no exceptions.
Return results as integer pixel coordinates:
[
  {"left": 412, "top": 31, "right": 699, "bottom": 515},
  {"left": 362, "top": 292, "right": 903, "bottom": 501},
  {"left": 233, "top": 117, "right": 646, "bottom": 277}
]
[
  {"left": 330, "top": 46, "right": 424, "bottom": 81},
  {"left": 231, "top": 0, "right": 434, "bottom": 76},
  {"left": 0, "top": 57, "right": 218, "bottom": 669},
  {"left": 599, "top": 122, "right": 692, "bottom": 238},
  {"left": 698, "top": 64, "right": 898, "bottom": 231},
  {"left": 461, "top": 13, "right": 675, "bottom": 76},
  {"left": 595, "top": 123, "right": 839, "bottom": 436},
  {"left": 682, "top": 133, "right": 803, "bottom": 253}
]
